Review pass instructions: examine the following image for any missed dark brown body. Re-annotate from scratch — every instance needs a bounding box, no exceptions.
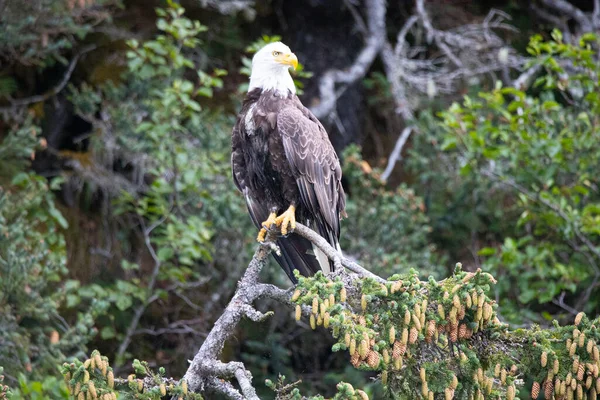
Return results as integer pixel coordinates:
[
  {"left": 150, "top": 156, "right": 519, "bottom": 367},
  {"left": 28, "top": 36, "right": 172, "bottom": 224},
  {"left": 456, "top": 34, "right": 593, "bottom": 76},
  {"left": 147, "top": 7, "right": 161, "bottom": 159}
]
[{"left": 231, "top": 88, "right": 346, "bottom": 282}]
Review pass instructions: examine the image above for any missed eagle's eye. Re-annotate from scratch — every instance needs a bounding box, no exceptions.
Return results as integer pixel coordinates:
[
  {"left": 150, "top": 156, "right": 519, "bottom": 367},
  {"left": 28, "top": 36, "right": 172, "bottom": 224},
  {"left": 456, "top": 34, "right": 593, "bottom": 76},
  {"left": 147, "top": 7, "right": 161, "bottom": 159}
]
[{"left": 272, "top": 51, "right": 281, "bottom": 56}]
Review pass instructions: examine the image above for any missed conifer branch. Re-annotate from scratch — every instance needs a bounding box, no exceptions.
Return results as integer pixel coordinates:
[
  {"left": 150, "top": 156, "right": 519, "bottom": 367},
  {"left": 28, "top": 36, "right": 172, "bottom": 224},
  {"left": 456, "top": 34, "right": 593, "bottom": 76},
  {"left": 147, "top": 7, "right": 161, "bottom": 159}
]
[{"left": 175, "top": 220, "right": 600, "bottom": 400}]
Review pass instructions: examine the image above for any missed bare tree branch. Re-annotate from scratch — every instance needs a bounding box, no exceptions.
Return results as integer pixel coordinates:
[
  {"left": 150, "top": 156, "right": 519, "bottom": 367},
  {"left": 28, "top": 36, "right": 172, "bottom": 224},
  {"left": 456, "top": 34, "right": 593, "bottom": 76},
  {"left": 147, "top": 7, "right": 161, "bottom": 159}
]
[
  {"left": 540, "top": 0, "right": 593, "bottom": 33},
  {"left": 293, "top": 223, "right": 387, "bottom": 283},
  {"left": 394, "top": 15, "right": 419, "bottom": 58},
  {"left": 379, "top": 0, "right": 526, "bottom": 181},
  {"left": 387, "top": 5, "right": 524, "bottom": 101},
  {"left": 309, "top": 0, "right": 527, "bottom": 183},
  {"left": 206, "top": 376, "right": 245, "bottom": 400},
  {"left": 530, "top": 3, "right": 571, "bottom": 43},
  {"left": 381, "top": 126, "right": 413, "bottom": 182},
  {"left": 310, "top": 0, "right": 386, "bottom": 119},
  {"left": 552, "top": 292, "right": 580, "bottom": 315},
  {"left": 415, "top": 0, "right": 463, "bottom": 68},
  {"left": 380, "top": 42, "right": 415, "bottom": 121},
  {"left": 115, "top": 216, "right": 166, "bottom": 371},
  {"left": 512, "top": 64, "right": 542, "bottom": 91},
  {"left": 180, "top": 244, "right": 273, "bottom": 398},
  {"left": 197, "top": 0, "right": 254, "bottom": 15},
  {"left": 532, "top": 0, "right": 600, "bottom": 44}
]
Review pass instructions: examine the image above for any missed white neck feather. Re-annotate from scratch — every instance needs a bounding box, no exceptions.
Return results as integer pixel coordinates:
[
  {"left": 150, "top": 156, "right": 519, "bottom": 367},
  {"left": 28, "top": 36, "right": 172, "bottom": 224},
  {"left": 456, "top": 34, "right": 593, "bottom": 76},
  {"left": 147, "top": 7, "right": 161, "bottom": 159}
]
[{"left": 248, "top": 67, "right": 296, "bottom": 96}]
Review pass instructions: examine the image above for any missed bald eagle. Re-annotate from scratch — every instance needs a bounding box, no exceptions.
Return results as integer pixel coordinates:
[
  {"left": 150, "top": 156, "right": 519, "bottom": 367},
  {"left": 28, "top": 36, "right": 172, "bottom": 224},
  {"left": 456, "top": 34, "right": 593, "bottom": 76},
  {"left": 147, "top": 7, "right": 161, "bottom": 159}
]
[{"left": 231, "top": 42, "right": 346, "bottom": 283}]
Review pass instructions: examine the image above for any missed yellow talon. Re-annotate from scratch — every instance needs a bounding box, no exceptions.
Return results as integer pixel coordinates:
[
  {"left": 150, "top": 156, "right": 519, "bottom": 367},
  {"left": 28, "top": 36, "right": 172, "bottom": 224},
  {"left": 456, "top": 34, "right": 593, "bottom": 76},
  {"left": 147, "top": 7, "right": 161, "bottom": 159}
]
[
  {"left": 275, "top": 205, "right": 296, "bottom": 236},
  {"left": 257, "top": 212, "right": 277, "bottom": 242},
  {"left": 262, "top": 212, "right": 278, "bottom": 229},
  {"left": 257, "top": 228, "right": 267, "bottom": 242}
]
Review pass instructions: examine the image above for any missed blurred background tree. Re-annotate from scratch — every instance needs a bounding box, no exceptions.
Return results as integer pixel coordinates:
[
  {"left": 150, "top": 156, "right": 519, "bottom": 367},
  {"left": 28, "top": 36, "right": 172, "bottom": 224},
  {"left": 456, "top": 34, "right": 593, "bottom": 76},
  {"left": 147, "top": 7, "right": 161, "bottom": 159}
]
[{"left": 1, "top": 0, "right": 600, "bottom": 398}]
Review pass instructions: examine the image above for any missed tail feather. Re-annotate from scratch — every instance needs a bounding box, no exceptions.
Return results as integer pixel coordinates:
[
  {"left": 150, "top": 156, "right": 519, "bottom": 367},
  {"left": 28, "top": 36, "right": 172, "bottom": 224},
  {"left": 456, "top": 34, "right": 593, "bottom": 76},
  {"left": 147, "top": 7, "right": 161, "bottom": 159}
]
[
  {"left": 273, "top": 220, "right": 340, "bottom": 283},
  {"left": 274, "top": 233, "right": 325, "bottom": 283}
]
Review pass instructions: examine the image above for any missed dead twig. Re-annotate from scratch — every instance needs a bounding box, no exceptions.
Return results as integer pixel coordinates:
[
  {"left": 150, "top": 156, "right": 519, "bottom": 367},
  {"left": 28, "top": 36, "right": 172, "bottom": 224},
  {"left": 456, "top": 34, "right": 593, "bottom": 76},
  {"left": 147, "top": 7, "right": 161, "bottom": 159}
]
[
  {"left": 381, "top": 126, "right": 414, "bottom": 182},
  {"left": 540, "top": 0, "right": 592, "bottom": 33},
  {"left": 310, "top": 0, "right": 386, "bottom": 119}
]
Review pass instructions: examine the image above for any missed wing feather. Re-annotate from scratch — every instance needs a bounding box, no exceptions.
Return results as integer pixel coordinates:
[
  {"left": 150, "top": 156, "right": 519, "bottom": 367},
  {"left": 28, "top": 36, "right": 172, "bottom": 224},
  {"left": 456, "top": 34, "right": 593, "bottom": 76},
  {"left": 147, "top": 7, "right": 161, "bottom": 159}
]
[{"left": 277, "top": 105, "right": 345, "bottom": 238}]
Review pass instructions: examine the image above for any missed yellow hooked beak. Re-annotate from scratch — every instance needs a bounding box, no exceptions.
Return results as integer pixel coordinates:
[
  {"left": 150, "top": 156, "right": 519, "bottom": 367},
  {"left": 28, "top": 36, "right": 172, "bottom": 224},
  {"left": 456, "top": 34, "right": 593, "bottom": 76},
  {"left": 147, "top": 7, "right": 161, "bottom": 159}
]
[{"left": 275, "top": 52, "right": 298, "bottom": 70}]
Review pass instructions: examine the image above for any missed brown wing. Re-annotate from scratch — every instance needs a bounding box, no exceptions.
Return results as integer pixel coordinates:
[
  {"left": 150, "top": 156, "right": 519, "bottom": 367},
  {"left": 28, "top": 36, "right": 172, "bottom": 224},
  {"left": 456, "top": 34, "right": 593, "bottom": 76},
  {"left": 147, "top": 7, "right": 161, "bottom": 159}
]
[
  {"left": 231, "top": 118, "right": 245, "bottom": 193},
  {"left": 277, "top": 104, "right": 346, "bottom": 239}
]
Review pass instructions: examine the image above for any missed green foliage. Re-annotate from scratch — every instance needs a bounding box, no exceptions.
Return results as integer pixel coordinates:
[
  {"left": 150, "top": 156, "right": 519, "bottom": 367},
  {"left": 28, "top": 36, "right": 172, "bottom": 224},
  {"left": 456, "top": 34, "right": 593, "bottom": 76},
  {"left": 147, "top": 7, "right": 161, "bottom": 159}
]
[
  {"left": 429, "top": 32, "right": 600, "bottom": 322},
  {"left": 291, "top": 266, "right": 507, "bottom": 399},
  {"left": 0, "top": 120, "right": 42, "bottom": 180},
  {"left": 0, "top": 138, "right": 97, "bottom": 385},
  {"left": 0, "top": 0, "right": 118, "bottom": 66},
  {"left": 60, "top": 350, "right": 203, "bottom": 399},
  {"left": 65, "top": 0, "right": 251, "bottom": 367},
  {"left": 291, "top": 268, "right": 600, "bottom": 400},
  {"left": 342, "top": 145, "right": 441, "bottom": 278},
  {"left": 266, "top": 374, "right": 374, "bottom": 400},
  {"left": 407, "top": 109, "right": 511, "bottom": 268},
  {"left": 11, "top": 375, "right": 69, "bottom": 400}
]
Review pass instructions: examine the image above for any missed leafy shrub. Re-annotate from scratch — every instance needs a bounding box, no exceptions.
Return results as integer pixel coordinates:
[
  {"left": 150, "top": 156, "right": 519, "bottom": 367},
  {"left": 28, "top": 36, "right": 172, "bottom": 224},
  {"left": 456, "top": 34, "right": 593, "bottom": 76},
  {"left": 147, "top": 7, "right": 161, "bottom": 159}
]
[
  {"left": 342, "top": 145, "right": 442, "bottom": 279},
  {"left": 410, "top": 32, "right": 600, "bottom": 323},
  {"left": 0, "top": 0, "right": 117, "bottom": 67},
  {"left": 0, "top": 124, "right": 95, "bottom": 386}
]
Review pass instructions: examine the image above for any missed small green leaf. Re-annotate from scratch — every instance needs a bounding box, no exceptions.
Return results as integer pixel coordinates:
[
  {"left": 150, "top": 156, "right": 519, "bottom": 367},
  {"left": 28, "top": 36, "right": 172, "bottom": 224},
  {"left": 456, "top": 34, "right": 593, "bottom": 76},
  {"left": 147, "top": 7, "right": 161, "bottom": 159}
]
[
  {"left": 100, "top": 326, "right": 116, "bottom": 339},
  {"left": 477, "top": 247, "right": 496, "bottom": 256},
  {"left": 115, "top": 295, "right": 133, "bottom": 311}
]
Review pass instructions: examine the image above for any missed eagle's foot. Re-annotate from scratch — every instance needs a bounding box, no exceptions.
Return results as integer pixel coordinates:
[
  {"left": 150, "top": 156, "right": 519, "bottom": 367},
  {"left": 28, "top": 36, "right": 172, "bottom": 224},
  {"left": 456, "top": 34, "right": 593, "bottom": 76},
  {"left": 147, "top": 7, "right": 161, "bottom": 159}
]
[
  {"left": 257, "top": 212, "right": 278, "bottom": 242},
  {"left": 275, "top": 205, "right": 296, "bottom": 236}
]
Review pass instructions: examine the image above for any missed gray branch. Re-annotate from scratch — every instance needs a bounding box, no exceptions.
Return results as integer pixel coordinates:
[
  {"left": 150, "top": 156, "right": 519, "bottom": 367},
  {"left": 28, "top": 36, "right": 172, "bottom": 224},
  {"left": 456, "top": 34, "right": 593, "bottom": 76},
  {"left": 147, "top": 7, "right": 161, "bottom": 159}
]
[
  {"left": 532, "top": 0, "right": 599, "bottom": 43},
  {"left": 378, "top": 0, "right": 526, "bottom": 180},
  {"left": 540, "top": 0, "right": 593, "bottom": 33},
  {"left": 512, "top": 64, "right": 542, "bottom": 91},
  {"left": 197, "top": 0, "right": 255, "bottom": 16},
  {"left": 415, "top": 0, "right": 463, "bottom": 68},
  {"left": 310, "top": 0, "right": 387, "bottom": 119},
  {"left": 178, "top": 221, "right": 386, "bottom": 399},
  {"left": 293, "top": 223, "right": 387, "bottom": 283},
  {"left": 180, "top": 244, "right": 271, "bottom": 398},
  {"left": 310, "top": 0, "right": 527, "bottom": 182},
  {"left": 381, "top": 126, "right": 414, "bottom": 182}
]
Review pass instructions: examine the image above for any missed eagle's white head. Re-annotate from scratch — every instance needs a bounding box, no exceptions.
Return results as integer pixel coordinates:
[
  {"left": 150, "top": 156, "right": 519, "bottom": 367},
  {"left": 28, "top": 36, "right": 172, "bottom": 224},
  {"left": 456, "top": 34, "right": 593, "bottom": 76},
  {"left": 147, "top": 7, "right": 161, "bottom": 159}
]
[{"left": 248, "top": 42, "right": 298, "bottom": 95}]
